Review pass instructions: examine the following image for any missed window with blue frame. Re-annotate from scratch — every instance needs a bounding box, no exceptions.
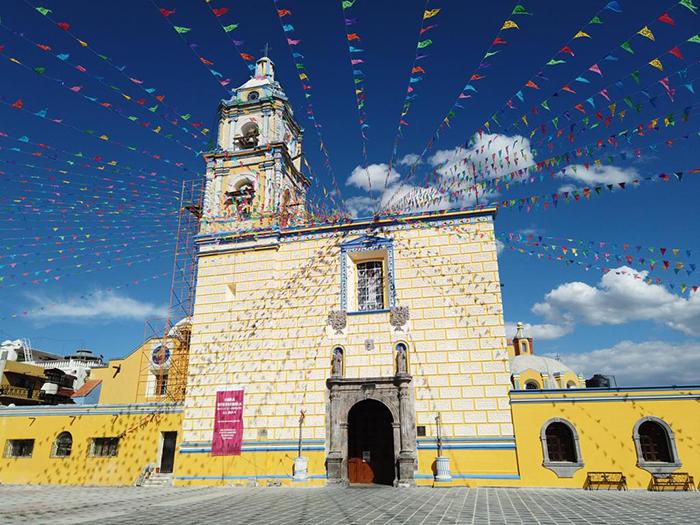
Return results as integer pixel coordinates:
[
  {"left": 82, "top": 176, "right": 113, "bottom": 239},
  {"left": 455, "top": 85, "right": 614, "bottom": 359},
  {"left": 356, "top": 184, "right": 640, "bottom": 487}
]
[{"left": 339, "top": 235, "right": 396, "bottom": 313}]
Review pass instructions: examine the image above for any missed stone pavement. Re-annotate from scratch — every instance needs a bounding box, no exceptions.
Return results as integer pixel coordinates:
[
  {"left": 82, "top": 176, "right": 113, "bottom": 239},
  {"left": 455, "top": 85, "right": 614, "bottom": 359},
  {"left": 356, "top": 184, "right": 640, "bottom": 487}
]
[{"left": 0, "top": 485, "right": 698, "bottom": 524}]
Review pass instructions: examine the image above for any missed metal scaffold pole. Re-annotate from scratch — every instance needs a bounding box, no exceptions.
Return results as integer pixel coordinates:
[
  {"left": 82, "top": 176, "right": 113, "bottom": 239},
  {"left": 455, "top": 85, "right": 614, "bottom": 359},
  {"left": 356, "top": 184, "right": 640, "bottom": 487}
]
[{"left": 137, "top": 178, "right": 204, "bottom": 405}]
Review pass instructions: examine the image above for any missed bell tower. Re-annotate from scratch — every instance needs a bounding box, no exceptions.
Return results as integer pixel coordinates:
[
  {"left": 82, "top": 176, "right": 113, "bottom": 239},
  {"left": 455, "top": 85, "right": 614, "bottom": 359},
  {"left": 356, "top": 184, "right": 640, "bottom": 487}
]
[{"left": 202, "top": 57, "right": 309, "bottom": 232}]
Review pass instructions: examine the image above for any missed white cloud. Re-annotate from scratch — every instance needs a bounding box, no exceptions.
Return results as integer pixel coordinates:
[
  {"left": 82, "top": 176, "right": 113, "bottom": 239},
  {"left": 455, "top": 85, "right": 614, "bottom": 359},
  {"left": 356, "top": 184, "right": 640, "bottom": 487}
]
[
  {"left": 344, "top": 162, "right": 449, "bottom": 217},
  {"left": 557, "top": 183, "right": 580, "bottom": 193},
  {"left": 347, "top": 133, "right": 526, "bottom": 215},
  {"left": 548, "top": 340, "right": 700, "bottom": 386},
  {"left": 518, "top": 227, "right": 544, "bottom": 237},
  {"left": 344, "top": 195, "right": 377, "bottom": 218},
  {"left": 505, "top": 321, "right": 573, "bottom": 340},
  {"left": 532, "top": 266, "right": 700, "bottom": 336},
  {"left": 428, "top": 133, "right": 533, "bottom": 181},
  {"left": 562, "top": 164, "right": 638, "bottom": 185},
  {"left": 496, "top": 239, "right": 505, "bottom": 255},
  {"left": 346, "top": 163, "right": 400, "bottom": 192},
  {"left": 27, "top": 290, "right": 168, "bottom": 322},
  {"left": 397, "top": 153, "right": 421, "bottom": 166}
]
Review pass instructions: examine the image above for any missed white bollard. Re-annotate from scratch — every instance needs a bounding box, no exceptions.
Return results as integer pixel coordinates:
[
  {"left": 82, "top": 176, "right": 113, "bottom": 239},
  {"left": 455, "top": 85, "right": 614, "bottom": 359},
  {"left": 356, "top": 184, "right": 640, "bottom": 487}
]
[
  {"left": 293, "top": 456, "right": 308, "bottom": 481},
  {"left": 435, "top": 456, "right": 452, "bottom": 482}
]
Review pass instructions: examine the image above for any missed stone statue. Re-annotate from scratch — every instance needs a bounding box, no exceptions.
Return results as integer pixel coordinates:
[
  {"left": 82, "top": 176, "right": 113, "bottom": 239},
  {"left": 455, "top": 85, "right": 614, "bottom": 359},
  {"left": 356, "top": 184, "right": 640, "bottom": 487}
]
[
  {"left": 331, "top": 347, "right": 343, "bottom": 377},
  {"left": 396, "top": 343, "right": 407, "bottom": 375}
]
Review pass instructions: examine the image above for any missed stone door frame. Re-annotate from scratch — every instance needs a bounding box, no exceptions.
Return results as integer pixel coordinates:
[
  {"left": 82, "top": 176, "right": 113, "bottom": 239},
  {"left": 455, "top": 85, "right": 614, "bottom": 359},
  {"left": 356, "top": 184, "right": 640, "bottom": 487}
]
[{"left": 326, "top": 374, "right": 417, "bottom": 486}]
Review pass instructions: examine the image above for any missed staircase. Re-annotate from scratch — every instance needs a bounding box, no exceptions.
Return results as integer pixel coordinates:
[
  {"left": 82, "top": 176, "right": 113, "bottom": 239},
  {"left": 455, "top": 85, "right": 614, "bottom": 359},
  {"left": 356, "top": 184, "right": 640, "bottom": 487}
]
[{"left": 141, "top": 472, "right": 173, "bottom": 487}]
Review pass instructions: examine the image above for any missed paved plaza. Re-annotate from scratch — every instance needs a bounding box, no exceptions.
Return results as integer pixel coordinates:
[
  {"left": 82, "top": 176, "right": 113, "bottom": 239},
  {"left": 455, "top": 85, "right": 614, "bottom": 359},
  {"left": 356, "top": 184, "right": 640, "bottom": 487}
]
[{"left": 0, "top": 485, "right": 698, "bottom": 524}]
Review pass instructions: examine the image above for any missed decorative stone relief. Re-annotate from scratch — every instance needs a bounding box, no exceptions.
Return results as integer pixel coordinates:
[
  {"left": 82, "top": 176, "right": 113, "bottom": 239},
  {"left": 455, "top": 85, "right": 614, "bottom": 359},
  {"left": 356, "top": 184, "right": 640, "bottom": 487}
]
[
  {"left": 327, "top": 310, "right": 347, "bottom": 335},
  {"left": 390, "top": 306, "right": 410, "bottom": 331}
]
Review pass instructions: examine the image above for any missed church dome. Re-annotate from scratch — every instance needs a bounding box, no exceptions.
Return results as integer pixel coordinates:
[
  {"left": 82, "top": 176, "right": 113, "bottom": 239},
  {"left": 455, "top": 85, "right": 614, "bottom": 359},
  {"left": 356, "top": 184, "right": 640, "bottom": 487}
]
[{"left": 509, "top": 354, "right": 576, "bottom": 376}]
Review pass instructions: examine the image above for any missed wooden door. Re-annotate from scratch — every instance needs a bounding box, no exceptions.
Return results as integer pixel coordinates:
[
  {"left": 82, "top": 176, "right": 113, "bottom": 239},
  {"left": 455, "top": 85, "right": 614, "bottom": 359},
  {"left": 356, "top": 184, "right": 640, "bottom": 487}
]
[{"left": 348, "top": 457, "right": 374, "bottom": 483}]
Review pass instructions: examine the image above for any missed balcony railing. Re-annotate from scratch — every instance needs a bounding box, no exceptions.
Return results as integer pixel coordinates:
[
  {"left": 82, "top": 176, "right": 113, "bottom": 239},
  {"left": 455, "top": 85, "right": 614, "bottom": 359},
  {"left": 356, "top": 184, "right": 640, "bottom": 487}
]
[
  {"left": 0, "top": 385, "right": 39, "bottom": 400},
  {"left": 31, "top": 359, "right": 103, "bottom": 369}
]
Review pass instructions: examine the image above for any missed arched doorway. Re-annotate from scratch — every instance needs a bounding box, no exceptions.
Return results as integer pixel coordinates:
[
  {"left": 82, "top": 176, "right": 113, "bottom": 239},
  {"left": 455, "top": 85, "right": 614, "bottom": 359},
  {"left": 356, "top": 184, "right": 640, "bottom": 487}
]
[{"left": 347, "top": 399, "right": 395, "bottom": 485}]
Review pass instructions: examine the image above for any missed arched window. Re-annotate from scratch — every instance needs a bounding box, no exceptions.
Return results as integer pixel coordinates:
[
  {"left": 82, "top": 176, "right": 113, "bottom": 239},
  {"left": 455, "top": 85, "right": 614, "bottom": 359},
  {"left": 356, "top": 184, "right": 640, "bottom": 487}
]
[
  {"left": 52, "top": 431, "right": 72, "bottom": 458},
  {"left": 545, "top": 423, "right": 577, "bottom": 462},
  {"left": 540, "top": 419, "right": 583, "bottom": 477},
  {"left": 639, "top": 421, "right": 671, "bottom": 463},
  {"left": 566, "top": 381, "right": 577, "bottom": 389},
  {"left": 525, "top": 380, "right": 540, "bottom": 390},
  {"left": 639, "top": 421, "right": 672, "bottom": 462},
  {"left": 633, "top": 417, "right": 681, "bottom": 475}
]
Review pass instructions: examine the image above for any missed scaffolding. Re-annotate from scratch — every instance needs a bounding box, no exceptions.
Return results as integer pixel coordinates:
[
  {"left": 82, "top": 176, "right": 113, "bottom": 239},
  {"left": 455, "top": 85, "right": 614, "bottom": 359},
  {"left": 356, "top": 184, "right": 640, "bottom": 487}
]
[{"left": 137, "top": 178, "right": 204, "bottom": 404}]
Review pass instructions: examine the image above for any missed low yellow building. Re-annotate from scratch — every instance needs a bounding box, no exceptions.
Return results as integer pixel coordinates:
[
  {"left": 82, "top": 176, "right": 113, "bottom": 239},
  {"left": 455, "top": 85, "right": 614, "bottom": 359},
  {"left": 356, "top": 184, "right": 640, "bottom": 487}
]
[
  {"left": 0, "top": 403, "right": 182, "bottom": 486},
  {"left": 512, "top": 386, "right": 700, "bottom": 489},
  {"left": 0, "top": 56, "right": 698, "bottom": 490},
  {"left": 0, "top": 331, "right": 187, "bottom": 485}
]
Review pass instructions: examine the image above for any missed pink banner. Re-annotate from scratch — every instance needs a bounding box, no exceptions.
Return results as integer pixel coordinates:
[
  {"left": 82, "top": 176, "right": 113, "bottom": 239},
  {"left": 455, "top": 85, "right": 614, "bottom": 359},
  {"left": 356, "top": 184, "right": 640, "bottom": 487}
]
[{"left": 211, "top": 389, "right": 244, "bottom": 456}]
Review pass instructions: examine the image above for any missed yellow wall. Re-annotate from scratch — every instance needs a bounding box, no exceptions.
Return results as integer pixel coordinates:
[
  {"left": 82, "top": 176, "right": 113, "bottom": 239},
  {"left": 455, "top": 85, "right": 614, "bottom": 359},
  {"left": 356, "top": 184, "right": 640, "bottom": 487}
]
[
  {"left": 2, "top": 384, "right": 699, "bottom": 488},
  {"left": 515, "top": 369, "right": 545, "bottom": 390},
  {"left": 513, "top": 369, "right": 584, "bottom": 390},
  {"left": 178, "top": 209, "right": 514, "bottom": 484},
  {"left": 0, "top": 403, "right": 182, "bottom": 485},
  {"left": 511, "top": 387, "right": 700, "bottom": 489},
  {"left": 175, "top": 446, "right": 328, "bottom": 487},
  {"left": 91, "top": 336, "right": 189, "bottom": 405}
]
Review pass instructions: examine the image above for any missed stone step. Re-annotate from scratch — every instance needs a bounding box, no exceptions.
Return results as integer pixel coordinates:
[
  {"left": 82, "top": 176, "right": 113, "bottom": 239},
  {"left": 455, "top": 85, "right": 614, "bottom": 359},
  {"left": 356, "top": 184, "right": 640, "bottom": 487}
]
[{"left": 141, "top": 473, "right": 173, "bottom": 487}]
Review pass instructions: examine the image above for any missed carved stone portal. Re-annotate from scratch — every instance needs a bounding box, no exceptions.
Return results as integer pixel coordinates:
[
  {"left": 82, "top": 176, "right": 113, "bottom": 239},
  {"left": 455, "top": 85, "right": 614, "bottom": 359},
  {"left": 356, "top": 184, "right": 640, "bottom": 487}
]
[{"left": 326, "top": 375, "right": 417, "bottom": 486}]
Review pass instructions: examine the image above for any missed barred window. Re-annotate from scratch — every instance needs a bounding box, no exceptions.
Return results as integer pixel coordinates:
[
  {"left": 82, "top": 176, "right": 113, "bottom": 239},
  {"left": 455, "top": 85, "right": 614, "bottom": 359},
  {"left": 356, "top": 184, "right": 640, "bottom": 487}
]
[
  {"left": 356, "top": 261, "right": 384, "bottom": 311},
  {"left": 5, "top": 439, "right": 34, "bottom": 458},
  {"left": 52, "top": 432, "right": 72, "bottom": 458},
  {"left": 545, "top": 422, "right": 577, "bottom": 462},
  {"left": 91, "top": 437, "right": 119, "bottom": 457},
  {"left": 639, "top": 421, "right": 672, "bottom": 462}
]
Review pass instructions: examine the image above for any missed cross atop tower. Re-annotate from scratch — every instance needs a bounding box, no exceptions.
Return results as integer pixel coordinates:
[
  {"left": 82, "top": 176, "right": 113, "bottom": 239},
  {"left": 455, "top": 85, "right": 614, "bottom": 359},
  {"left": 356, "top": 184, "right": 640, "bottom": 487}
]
[{"left": 261, "top": 43, "right": 271, "bottom": 57}]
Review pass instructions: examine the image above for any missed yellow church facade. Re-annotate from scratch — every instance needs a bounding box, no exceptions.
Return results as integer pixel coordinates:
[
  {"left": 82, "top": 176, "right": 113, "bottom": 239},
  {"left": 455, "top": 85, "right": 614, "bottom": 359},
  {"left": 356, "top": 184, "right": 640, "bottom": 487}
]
[{"left": 0, "top": 57, "right": 699, "bottom": 490}]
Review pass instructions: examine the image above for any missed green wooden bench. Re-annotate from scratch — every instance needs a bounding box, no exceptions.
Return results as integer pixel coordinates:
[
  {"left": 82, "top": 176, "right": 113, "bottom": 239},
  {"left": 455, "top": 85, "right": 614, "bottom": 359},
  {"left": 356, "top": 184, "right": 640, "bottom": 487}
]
[
  {"left": 649, "top": 472, "right": 696, "bottom": 491},
  {"left": 584, "top": 471, "right": 627, "bottom": 490}
]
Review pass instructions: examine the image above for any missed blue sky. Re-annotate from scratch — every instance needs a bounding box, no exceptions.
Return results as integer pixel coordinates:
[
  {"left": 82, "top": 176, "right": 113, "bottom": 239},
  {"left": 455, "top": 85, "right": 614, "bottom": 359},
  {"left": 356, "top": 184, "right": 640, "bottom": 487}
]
[{"left": 0, "top": 0, "right": 699, "bottom": 385}]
